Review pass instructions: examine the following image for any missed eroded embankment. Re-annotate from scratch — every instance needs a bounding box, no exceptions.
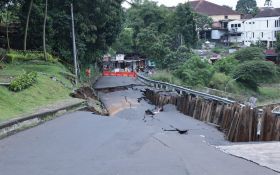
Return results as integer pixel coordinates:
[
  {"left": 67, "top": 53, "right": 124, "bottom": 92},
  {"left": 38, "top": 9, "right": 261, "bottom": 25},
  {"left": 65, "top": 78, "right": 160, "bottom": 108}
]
[
  {"left": 71, "top": 86, "right": 109, "bottom": 115},
  {"left": 144, "top": 89, "right": 280, "bottom": 142}
]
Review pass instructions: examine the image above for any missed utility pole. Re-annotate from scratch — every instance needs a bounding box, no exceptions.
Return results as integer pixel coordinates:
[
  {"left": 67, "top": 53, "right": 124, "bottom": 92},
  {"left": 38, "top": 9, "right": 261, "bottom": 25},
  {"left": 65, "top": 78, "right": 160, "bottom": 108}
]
[{"left": 71, "top": 3, "right": 78, "bottom": 86}]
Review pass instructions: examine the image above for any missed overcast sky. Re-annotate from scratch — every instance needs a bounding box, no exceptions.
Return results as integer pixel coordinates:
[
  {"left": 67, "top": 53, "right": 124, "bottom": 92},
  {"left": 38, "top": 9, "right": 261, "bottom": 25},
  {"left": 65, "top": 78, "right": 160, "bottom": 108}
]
[{"left": 123, "top": 0, "right": 280, "bottom": 9}]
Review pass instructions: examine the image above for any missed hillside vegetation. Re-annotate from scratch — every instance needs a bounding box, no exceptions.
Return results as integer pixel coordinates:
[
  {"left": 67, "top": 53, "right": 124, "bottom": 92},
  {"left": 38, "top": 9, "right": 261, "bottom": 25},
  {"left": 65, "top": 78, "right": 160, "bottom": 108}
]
[{"left": 0, "top": 61, "right": 74, "bottom": 122}]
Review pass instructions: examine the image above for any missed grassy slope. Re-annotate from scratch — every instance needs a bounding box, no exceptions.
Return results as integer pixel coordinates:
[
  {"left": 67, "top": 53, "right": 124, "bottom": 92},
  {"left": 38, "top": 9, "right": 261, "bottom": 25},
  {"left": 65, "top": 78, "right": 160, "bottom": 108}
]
[{"left": 0, "top": 62, "right": 73, "bottom": 122}]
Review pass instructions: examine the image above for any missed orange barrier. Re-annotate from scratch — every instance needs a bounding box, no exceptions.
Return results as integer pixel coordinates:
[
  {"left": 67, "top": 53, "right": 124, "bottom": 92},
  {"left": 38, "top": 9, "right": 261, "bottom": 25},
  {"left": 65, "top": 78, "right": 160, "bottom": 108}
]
[{"left": 103, "top": 71, "right": 137, "bottom": 77}]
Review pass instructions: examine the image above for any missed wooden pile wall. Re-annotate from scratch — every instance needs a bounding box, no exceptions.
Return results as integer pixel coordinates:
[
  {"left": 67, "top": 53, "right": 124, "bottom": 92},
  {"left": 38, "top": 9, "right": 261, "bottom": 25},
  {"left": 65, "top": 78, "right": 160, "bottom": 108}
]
[{"left": 144, "top": 89, "right": 280, "bottom": 142}]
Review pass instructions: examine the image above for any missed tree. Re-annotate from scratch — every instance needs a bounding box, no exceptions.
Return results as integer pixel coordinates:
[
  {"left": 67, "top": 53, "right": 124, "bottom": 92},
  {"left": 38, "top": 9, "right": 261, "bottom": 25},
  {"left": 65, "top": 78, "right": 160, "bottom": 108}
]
[
  {"left": 135, "top": 26, "right": 158, "bottom": 56},
  {"left": 234, "top": 47, "right": 264, "bottom": 62},
  {"left": 175, "top": 55, "right": 214, "bottom": 86},
  {"left": 43, "top": 0, "right": 47, "bottom": 60},
  {"left": 214, "top": 56, "right": 239, "bottom": 75},
  {"left": 112, "top": 28, "right": 134, "bottom": 53},
  {"left": 125, "top": 1, "right": 172, "bottom": 47},
  {"left": 0, "top": 2, "right": 20, "bottom": 50},
  {"left": 236, "top": 0, "right": 258, "bottom": 15},
  {"left": 232, "top": 60, "right": 277, "bottom": 90},
  {"left": 194, "top": 13, "right": 213, "bottom": 31},
  {"left": 173, "top": 3, "right": 197, "bottom": 47},
  {"left": 19, "top": 0, "right": 124, "bottom": 64},
  {"left": 24, "top": 0, "right": 33, "bottom": 51}
]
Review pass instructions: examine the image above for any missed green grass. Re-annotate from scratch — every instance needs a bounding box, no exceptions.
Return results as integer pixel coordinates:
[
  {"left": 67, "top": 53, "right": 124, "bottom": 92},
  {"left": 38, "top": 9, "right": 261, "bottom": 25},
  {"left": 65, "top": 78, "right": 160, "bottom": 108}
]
[
  {"left": 150, "top": 70, "right": 183, "bottom": 85},
  {"left": 0, "top": 62, "right": 73, "bottom": 122},
  {"left": 257, "top": 86, "right": 280, "bottom": 105}
]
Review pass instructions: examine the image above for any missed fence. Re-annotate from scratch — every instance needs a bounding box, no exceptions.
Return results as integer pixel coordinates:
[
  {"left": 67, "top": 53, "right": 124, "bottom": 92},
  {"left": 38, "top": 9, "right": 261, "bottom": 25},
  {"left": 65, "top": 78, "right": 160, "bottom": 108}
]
[{"left": 103, "top": 71, "right": 136, "bottom": 78}]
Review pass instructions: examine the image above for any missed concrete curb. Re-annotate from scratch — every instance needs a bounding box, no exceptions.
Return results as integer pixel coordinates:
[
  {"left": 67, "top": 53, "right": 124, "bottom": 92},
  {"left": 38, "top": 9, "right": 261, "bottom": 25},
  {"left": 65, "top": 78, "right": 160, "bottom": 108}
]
[{"left": 0, "top": 100, "right": 86, "bottom": 134}]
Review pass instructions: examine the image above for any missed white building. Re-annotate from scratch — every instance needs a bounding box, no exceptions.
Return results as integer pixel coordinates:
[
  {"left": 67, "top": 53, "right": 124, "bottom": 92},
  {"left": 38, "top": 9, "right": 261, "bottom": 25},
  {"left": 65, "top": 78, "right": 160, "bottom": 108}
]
[
  {"left": 228, "top": 7, "right": 280, "bottom": 48},
  {"left": 188, "top": 0, "right": 241, "bottom": 41}
]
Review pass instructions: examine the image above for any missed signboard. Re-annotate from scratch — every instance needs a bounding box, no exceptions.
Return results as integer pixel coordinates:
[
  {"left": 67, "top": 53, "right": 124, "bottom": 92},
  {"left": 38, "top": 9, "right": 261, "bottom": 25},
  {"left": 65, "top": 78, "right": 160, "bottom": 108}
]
[{"left": 116, "top": 54, "right": 125, "bottom": 61}]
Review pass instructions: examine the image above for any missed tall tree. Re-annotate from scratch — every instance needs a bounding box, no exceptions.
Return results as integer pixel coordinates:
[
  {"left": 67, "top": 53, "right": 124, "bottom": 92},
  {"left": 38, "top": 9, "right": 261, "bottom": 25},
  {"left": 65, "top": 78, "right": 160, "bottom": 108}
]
[
  {"left": 43, "top": 0, "right": 47, "bottom": 60},
  {"left": 24, "top": 0, "right": 33, "bottom": 51},
  {"left": 20, "top": 0, "right": 124, "bottom": 64},
  {"left": 0, "top": 2, "right": 20, "bottom": 50},
  {"left": 173, "top": 3, "right": 197, "bottom": 47},
  {"left": 236, "top": 0, "right": 258, "bottom": 15}
]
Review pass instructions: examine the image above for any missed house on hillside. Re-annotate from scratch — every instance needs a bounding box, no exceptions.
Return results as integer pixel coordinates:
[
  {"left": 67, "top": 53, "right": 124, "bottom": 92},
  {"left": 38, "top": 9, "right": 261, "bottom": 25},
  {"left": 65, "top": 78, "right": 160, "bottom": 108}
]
[
  {"left": 188, "top": 0, "right": 241, "bottom": 42},
  {"left": 228, "top": 7, "right": 280, "bottom": 48}
]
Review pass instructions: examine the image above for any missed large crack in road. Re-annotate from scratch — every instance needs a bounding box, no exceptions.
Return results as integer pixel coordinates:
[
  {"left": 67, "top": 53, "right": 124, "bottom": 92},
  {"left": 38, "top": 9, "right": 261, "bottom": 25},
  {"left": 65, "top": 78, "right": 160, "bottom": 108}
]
[{"left": 0, "top": 77, "right": 278, "bottom": 175}]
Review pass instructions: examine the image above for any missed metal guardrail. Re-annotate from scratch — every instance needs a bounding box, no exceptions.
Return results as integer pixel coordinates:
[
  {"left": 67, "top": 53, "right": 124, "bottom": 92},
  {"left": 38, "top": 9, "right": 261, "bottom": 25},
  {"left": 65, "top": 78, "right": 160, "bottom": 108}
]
[
  {"left": 136, "top": 73, "right": 236, "bottom": 104},
  {"left": 272, "top": 106, "right": 280, "bottom": 115}
]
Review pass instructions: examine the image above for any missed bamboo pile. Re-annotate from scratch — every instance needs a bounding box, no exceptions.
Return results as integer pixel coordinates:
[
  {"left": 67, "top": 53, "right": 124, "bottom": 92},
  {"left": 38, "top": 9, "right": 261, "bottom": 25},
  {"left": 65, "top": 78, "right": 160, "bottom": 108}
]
[{"left": 144, "top": 89, "right": 280, "bottom": 142}]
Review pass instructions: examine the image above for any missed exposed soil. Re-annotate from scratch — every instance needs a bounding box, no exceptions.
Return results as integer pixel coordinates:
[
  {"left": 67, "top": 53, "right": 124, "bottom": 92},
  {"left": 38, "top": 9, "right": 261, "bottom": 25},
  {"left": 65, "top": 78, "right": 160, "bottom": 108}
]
[{"left": 71, "top": 86, "right": 109, "bottom": 115}]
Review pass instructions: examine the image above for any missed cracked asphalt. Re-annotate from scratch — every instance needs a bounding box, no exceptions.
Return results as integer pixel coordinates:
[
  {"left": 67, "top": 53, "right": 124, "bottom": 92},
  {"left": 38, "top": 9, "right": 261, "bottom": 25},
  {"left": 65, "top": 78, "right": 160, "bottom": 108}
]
[{"left": 0, "top": 77, "right": 278, "bottom": 175}]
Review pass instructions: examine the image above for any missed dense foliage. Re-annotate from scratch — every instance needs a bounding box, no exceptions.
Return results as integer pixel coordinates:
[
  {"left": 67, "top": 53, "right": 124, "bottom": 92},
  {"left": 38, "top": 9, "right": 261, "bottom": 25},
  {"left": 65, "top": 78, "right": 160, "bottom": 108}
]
[
  {"left": 234, "top": 47, "right": 264, "bottom": 62},
  {"left": 114, "top": 1, "right": 198, "bottom": 69},
  {"left": 9, "top": 71, "right": 38, "bottom": 92},
  {"left": 214, "top": 55, "right": 239, "bottom": 75},
  {"left": 236, "top": 0, "right": 258, "bottom": 15},
  {"left": 1, "top": 0, "right": 124, "bottom": 65},
  {"left": 232, "top": 60, "right": 277, "bottom": 90},
  {"left": 175, "top": 55, "right": 214, "bottom": 87}
]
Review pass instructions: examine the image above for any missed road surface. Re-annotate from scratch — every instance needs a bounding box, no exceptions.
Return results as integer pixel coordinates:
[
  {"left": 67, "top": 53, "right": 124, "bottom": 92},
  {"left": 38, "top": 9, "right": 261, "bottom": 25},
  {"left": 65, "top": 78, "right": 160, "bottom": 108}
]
[{"left": 0, "top": 77, "right": 278, "bottom": 175}]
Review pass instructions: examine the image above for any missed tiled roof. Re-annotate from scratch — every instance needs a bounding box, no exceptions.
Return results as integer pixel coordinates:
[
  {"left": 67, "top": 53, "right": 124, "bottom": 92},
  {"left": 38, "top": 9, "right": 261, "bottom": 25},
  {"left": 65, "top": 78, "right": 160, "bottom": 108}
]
[
  {"left": 255, "top": 7, "right": 280, "bottom": 18},
  {"left": 188, "top": 0, "right": 240, "bottom": 16}
]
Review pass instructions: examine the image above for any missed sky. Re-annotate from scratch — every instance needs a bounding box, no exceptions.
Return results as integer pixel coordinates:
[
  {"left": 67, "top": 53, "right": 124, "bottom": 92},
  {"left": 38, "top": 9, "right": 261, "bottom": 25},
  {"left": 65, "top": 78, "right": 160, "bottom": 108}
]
[{"left": 123, "top": 0, "right": 280, "bottom": 9}]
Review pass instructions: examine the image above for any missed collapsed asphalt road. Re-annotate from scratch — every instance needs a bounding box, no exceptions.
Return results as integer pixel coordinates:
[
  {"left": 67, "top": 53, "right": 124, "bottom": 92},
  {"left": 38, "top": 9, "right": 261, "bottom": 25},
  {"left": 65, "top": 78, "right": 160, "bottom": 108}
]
[{"left": 0, "top": 77, "right": 278, "bottom": 175}]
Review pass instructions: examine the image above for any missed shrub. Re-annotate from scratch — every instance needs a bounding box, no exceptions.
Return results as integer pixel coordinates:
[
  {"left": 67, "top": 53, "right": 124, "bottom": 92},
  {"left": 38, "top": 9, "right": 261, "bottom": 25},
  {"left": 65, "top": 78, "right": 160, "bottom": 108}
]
[
  {"left": 232, "top": 60, "right": 277, "bottom": 91},
  {"left": 212, "top": 47, "right": 224, "bottom": 54},
  {"left": 161, "top": 45, "right": 191, "bottom": 70},
  {"left": 6, "top": 50, "right": 58, "bottom": 63},
  {"left": 234, "top": 47, "right": 264, "bottom": 62},
  {"left": 208, "top": 72, "right": 231, "bottom": 90},
  {"left": 213, "top": 55, "right": 239, "bottom": 75},
  {"left": 9, "top": 71, "right": 38, "bottom": 92},
  {"left": 175, "top": 55, "right": 214, "bottom": 87}
]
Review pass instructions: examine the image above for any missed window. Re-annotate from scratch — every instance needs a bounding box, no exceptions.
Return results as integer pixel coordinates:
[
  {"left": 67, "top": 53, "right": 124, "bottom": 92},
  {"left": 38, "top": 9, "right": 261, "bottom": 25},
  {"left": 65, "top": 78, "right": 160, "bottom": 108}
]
[
  {"left": 238, "top": 24, "right": 241, "bottom": 27},
  {"left": 253, "top": 32, "right": 254, "bottom": 38},
  {"left": 231, "top": 24, "right": 234, "bottom": 28},
  {"left": 267, "top": 20, "right": 269, "bottom": 28},
  {"left": 235, "top": 24, "right": 237, "bottom": 27},
  {"left": 249, "top": 22, "right": 251, "bottom": 24},
  {"left": 261, "top": 32, "right": 264, "bottom": 38},
  {"left": 225, "top": 15, "right": 228, "bottom": 19},
  {"left": 253, "top": 22, "right": 255, "bottom": 24},
  {"left": 275, "top": 20, "right": 277, "bottom": 27}
]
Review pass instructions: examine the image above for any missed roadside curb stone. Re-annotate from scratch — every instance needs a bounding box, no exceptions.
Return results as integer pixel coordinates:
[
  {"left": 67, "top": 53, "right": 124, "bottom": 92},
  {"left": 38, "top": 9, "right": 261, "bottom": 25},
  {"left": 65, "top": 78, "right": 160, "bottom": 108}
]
[{"left": 0, "top": 99, "right": 86, "bottom": 138}]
